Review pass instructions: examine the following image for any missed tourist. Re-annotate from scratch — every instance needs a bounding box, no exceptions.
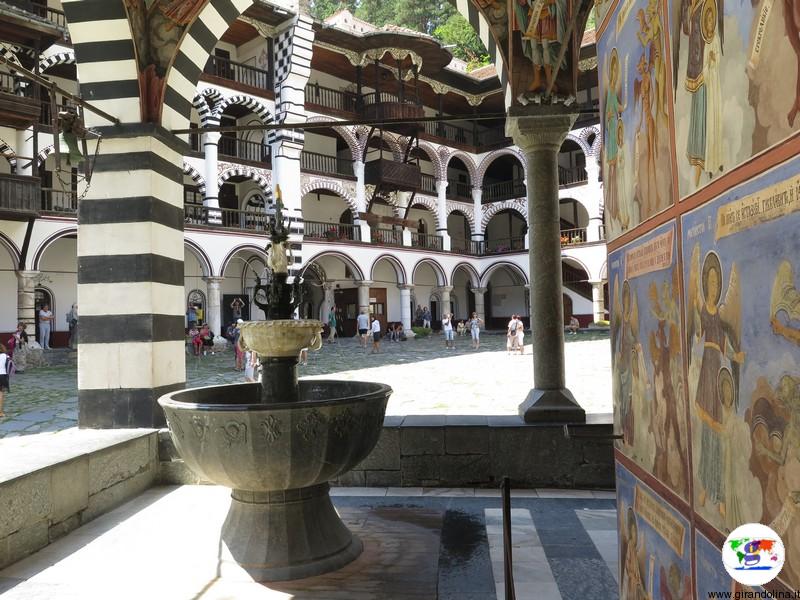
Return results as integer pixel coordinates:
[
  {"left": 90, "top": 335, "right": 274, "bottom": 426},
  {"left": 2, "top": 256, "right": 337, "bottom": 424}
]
[
  {"left": 0, "top": 342, "right": 9, "bottom": 417},
  {"left": 233, "top": 319, "right": 244, "bottom": 370},
  {"left": 507, "top": 314, "right": 519, "bottom": 355},
  {"left": 244, "top": 350, "right": 258, "bottom": 382},
  {"left": 230, "top": 297, "right": 245, "bottom": 321},
  {"left": 356, "top": 309, "right": 370, "bottom": 348},
  {"left": 442, "top": 312, "right": 455, "bottom": 349},
  {"left": 468, "top": 312, "right": 483, "bottom": 350},
  {"left": 456, "top": 320, "right": 466, "bottom": 337},
  {"left": 327, "top": 305, "right": 337, "bottom": 343},
  {"left": 516, "top": 317, "right": 525, "bottom": 354},
  {"left": 189, "top": 323, "right": 202, "bottom": 356},
  {"left": 199, "top": 323, "right": 214, "bottom": 355},
  {"left": 370, "top": 315, "right": 382, "bottom": 354},
  {"left": 38, "top": 304, "right": 53, "bottom": 349},
  {"left": 66, "top": 303, "right": 78, "bottom": 349},
  {"left": 8, "top": 323, "right": 28, "bottom": 374},
  {"left": 336, "top": 306, "right": 345, "bottom": 338},
  {"left": 394, "top": 322, "right": 405, "bottom": 341},
  {"left": 567, "top": 315, "right": 580, "bottom": 335},
  {"left": 415, "top": 304, "right": 423, "bottom": 326},
  {"left": 186, "top": 303, "right": 197, "bottom": 328},
  {"left": 422, "top": 306, "right": 431, "bottom": 328}
]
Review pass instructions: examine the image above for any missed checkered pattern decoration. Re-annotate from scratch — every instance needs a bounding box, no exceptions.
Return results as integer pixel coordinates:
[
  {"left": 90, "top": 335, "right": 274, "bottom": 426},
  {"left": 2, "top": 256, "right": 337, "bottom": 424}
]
[
  {"left": 182, "top": 161, "right": 206, "bottom": 195},
  {"left": 208, "top": 94, "right": 273, "bottom": 128},
  {"left": 0, "top": 138, "right": 16, "bottom": 168},
  {"left": 38, "top": 51, "right": 75, "bottom": 73},
  {"left": 36, "top": 144, "right": 55, "bottom": 166},
  {"left": 217, "top": 166, "right": 272, "bottom": 198},
  {"left": 191, "top": 89, "right": 223, "bottom": 128}
]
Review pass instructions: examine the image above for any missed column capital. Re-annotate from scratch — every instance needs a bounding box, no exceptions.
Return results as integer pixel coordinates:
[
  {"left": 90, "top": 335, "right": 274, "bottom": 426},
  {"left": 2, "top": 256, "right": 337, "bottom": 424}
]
[
  {"left": 203, "top": 276, "right": 224, "bottom": 284},
  {"left": 470, "top": 287, "right": 488, "bottom": 294},
  {"left": 358, "top": 279, "right": 373, "bottom": 287},
  {"left": 588, "top": 279, "right": 607, "bottom": 286},
  {"left": 505, "top": 111, "right": 578, "bottom": 153},
  {"left": 323, "top": 282, "right": 336, "bottom": 291},
  {"left": 437, "top": 285, "right": 454, "bottom": 293},
  {"left": 398, "top": 284, "right": 415, "bottom": 291},
  {"left": 201, "top": 130, "right": 221, "bottom": 144},
  {"left": 435, "top": 179, "right": 449, "bottom": 193},
  {"left": 16, "top": 269, "right": 40, "bottom": 279}
]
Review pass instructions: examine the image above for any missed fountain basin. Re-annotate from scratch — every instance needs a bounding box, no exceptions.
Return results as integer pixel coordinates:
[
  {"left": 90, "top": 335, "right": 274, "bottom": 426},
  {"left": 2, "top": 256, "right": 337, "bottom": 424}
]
[
  {"left": 158, "top": 380, "right": 392, "bottom": 581},
  {"left": 238, "top": 319, "right": 323, "bottom": 358}
]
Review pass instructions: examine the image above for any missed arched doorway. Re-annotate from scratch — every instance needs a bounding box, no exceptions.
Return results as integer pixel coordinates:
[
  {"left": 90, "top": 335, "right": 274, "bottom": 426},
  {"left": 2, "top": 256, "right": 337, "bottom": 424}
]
[
  {"left": 484, "top": 209, "right": 527, "bottom": 254},
  {"left": 303, "top": 252, "right": 363, "bottom": 336},
  {"left": 481, "top": 263, "right": 528, "bottom": 329},
  {"left": 412, "top": 260, "right": 446, "bottom": 329},
  {"left": 562, "top": 258, "right": 593, "bottom": 326},
  {"left": 36, "top": 235, "right": 77, "bottom": 348}
]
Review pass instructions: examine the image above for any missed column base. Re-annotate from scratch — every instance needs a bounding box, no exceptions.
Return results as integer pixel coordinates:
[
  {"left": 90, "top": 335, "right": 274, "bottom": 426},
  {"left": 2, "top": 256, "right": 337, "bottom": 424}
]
[{"left": 518, "top": 388, "right": 585, "bottom": 423}]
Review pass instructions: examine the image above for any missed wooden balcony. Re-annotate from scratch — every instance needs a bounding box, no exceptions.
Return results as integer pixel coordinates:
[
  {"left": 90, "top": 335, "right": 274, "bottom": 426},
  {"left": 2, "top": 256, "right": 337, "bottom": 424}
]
[
  {"left": 364, "top": 159, "right": 421, "bottom": 193},
  {"left": 362, "top": 92, "right": 424, "bottom": 136},
  {"left": 0, "top": 74, "right": 40, "bottom": 129},
  {"left": 0, "top": 173, "right": 40, "bottom": 219}
]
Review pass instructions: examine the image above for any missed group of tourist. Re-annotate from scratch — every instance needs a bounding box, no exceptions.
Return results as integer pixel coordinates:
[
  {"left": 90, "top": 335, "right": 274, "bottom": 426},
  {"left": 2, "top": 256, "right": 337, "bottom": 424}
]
[
  {"left": 442, "top": 312, "right": 484, "bottom": 350},
  {"left": 506, "top": 315, "right": 525, "bottom": 355},
  {"left": 414, "top": 305, "right": 432, "bottom": 328}
]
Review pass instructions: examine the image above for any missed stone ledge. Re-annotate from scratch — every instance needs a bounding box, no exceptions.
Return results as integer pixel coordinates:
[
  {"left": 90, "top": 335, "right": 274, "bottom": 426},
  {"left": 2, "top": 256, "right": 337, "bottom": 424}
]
[
  {"left": 158, "top": 414, "right": 615, "bottom": 490},
  {"left": 0, "top": 428, "right": 159, "bottom": 570}
]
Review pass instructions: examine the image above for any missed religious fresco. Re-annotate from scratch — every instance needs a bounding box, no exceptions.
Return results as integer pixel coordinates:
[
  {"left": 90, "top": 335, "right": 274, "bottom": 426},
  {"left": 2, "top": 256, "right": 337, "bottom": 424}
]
[
  {"left": 695, "top": 531, "right": 763, "bottom": 597},
  {"left": 610, "top": 221, "right": 690, "bottom": 500},
  {"left": 669, "top": 0, "right": 800, "bottom": 198},
  {"left": 598, "top": 0, "right": 675, "bottom": 239},
  {"left": 616, "top": 463, "right": 692, "bottom": 599},
  {"left": 682, "top": 154, "right": 800, "bottom": 588}
]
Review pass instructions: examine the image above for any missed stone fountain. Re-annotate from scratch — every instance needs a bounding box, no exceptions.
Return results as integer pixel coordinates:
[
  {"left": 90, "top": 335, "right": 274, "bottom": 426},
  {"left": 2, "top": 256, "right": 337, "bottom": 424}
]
[{"left": 159, "top": 191, "right": 392, "bottom": 581}]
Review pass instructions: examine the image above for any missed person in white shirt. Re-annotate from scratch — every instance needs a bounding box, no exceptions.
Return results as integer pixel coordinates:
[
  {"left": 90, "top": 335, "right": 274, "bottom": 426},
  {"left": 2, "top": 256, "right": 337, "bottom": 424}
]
[
  {"left": 507, "top": 315, "right": 519, "bottom": 355},
  {"left": 468, "top": 312, "right": 483, "bottom": 350},
  {"left": 515, "top": 317, "right": 525, "bottom": 354},
  {"left": 0, "top": 342, "right": 9, "bottom": 417},
  {"left": 356, "top": 309, "right": 370, "bottom": 349},
  {"left": 370, "top": 316, "right": 382, "bottom": 354},
  {"left": 38, "top": 305, "right": 54, "bottom": 349},
  {"left": 442, "top": 313, "right": 455, "bottom": 349}
]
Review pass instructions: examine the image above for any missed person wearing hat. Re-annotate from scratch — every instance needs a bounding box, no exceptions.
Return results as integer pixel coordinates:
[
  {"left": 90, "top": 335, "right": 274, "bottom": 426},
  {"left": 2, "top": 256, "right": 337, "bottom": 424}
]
[{"left": 233, "top": 318, "right": 244, "bottom": 371}]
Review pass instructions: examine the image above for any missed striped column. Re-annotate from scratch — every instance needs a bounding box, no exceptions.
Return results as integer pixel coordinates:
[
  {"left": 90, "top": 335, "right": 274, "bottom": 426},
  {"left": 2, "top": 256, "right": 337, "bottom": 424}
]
[{"left": 77, "top": 125, "right": 186, "bottom": 428}]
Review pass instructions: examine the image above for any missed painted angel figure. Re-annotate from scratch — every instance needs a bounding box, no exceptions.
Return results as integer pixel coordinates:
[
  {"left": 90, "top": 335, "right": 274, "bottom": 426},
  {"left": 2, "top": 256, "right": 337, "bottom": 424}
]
[
  {"left": 633, "top": 47, "right": 661, "bottom": 217},
  {"left": 687, "top": 245, "right": 744, "bottom": 517},
  {"left": 613, "top": 277, "right": 641, "bottom": 448},
  {"left": 603, "top": 48, "right": 627, "bottom": 228},
  {"left": 619, "top": 507, "right": 648, "bottom": 600},
  {"left": 514, "top": 0, "right": 568, "bottom": 92},
  {"left": 636, "top": 0, "right": 668, "bottom": 120}
]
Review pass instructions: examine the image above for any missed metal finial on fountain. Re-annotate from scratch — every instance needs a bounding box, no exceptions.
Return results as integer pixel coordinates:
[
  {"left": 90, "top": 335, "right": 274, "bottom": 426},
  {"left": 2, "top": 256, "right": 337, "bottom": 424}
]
[{"left": 253, "top": 185, "right": 303, "bottom": 320}]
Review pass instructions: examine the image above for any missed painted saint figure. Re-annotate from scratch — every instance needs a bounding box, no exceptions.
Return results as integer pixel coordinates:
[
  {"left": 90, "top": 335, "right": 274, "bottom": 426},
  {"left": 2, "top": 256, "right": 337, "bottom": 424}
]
[
  {"left": 636, "top": 0, "right": 668, "bottom": 120},
  {"left": 687, "top": 247, "right": 743, "bottom": 517},
  {"left": 613, "top": 278, "right": 640, "bottom": 448},
  {"left": 620, "top": 508, "right": 648, "bottom": 600},
  {"left": 603, "top": 48, "right": 626, "bottom": 228},
  {"left": 634, "top": 47, "right": 661, "bottom": 216},
  {"left": 514, "top": 0, "right": 568, "bottom": 92}
]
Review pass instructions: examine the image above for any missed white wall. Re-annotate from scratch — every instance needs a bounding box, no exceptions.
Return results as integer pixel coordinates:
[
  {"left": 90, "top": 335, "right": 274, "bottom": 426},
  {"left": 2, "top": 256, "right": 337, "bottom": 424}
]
[
  {"left": 487, "top": 269, "right": 526, "bottom": 318},
  {"left": 38, "top": 237, "right": 77, "bottom": 332},
  {"left": 0, "top": 244, "right": 16, "bottom": 333},
  {"left": 373, "top": 260, "right": 401, "bottom": 321}
]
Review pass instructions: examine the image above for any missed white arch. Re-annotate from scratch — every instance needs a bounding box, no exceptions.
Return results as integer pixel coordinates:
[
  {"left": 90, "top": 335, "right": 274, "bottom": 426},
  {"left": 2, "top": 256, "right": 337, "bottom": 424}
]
[
  {"left": 305, "top": 116, "right": 361, "bottom": 162},
  {"left": 450, "top": 262, "right": 480, "bottom": 288},
  {"left": 444, "top": 150, "right": 478, "bottom": 183},
  {"left": 481, "top": 200, "right": 528, "bottom": 230},
  {"left": 300, "top": 178, "right": 359, "bottom": 219},
  {"left": 476, "top": 148, "right": 527, "bottom": 188},
  {"left": 0, "top": 231, "right": 20, "bottom": 267},
  {"left": 183, "top": 161, "right": 206, "bottom": 194},
  {"left": 370, "top": 254, "right": 407, "bottom": 284},
  {"left": 407, "top": 196, "right": 441, "bottom": 229},
  {"left": 210, "top": 93, "right": 273, "bottom": 127},
  {"left": 480, "top": 260, "right": 528, "bottom": 287},
  {"left": 220, "top": 244, "right": 270, "bottom": 278},
  {"left": 408, "top": 139, "right": 445, "bottom": 180},
  {"left": 32, "top": 227, "right": 77, "bottom": 271},
  {"left": 412, "top": 258, "right": 448, "bottom": 286},
  {"left": 184, "top": 240, "right": 213, "bottom": 278},
  {"left": 218, "top": 165, "right": 271, "bottom": 193},
  {"left": 303, "top": 250, "right": 365, "bottom": 281},
  {"left": 446, "top": 204, "right": 476, "bottom": 233}
]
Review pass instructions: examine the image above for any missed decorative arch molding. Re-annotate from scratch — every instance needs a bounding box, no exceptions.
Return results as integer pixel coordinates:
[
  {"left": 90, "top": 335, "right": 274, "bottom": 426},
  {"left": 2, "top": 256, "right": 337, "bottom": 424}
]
[
  {"left": 217, "top": 164, "right": 271, "bottom": 193},
  {"left": 36, "top": 144, "right": 56, "bottom": 166},
  {"left": 476, "top": 148, "right": 527, "bottom": 187},
  {"left": 599, "top": 260, "right": 608, "bottom": 281},
  {"left": 305, "top": 116, "right": 361, "bottom": 162},
  {"left": 370, "top": 254, "right": 407, "bottom": 284},
  {"left": 192, "top": 88, "right": 224, "bottom": 127},
  {"left": 443, "top": 150, "right": 478, "bottom": 183},
  {"left": 558, "top": 191, "right": 596, "bottom": 224},
  {"left": 407, "top": 196, "right": 441, "bottom": 228},
  {"left": 0, "top": 137, "right": 16, "bottom": 167},
  {"left": 32, "top": 227, "right": 77, "bottom": 271},
  {"left": 303, "top": 250, "right": 365, "bottom": 281},
  {"left": 406, "top": 139, "right": 445, "bottom": 180},
  {"left": 412, "top": 258, "right": 448, "bottom": 287},
  {"left": 450, "top": 262, "right": 480, "bottom": 288},
  {"left": 481, "top": 199, "right": 528, "bottom": 229},
  {"left": 184, "top": 239, "right": 213, "bottom": 278},
  {"left": 446, "top": 203, "right": 476, "bottom": 232},
  {"left": 300, "top": 176, "right": 359, "bottom": 219},
  {"left": 564, "top": 132, "right": 590, "bottom": 157},
  {"left": 370, "top": 188, "right": 403, "bottom": 218},
  {"left": 561, "top": 255, "right": 591, "bottom": 277},
  {"left": 0, "top": 231, "right": 21, "bottom": 266},
  {"left": 580, "top": 125, "right": 602, "bottom": 157},
  {"left": 365, "top": 131, "right": 403, "bottom": 162},
  {"left": 210, "top": 94, "right": 273, "bottom": 127},
  {"left": 39, "top": 50, "right": 76, "bottom": 73},
  {"left": 479, "top": 260, "right": 529, "bottom": 288},
  {"left": 183, "top": 161, "right": 206, "bottom": 194},
  {"left": 220, "top": 244, "right": 270, "bottom": 278}
]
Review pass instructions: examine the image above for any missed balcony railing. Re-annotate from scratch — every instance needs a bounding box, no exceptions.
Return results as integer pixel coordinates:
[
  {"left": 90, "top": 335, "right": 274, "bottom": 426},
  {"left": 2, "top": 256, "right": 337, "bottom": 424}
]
[
  {"left": 218, "top": 137, "right": 270, "bottom": 164},
  {"left": 304, "top": 83, "right": 358, "bottom": 113},
  {"left": 203, "top": 55, "right": 272, "bottom": 91},
  {"left": 420, "top": 173, "right": 437, "bottom": 194},
  {"left": 371, "top": 228, "right": 403, "bottom": 247},
  {"left": 40, "top": 99, "right": 79, "bottom": 128},
  {"left": 422, "top": 120, "right": 510, "bottom": 149},
  {"left": 560, "top": 227, "right": 588, "bottom": 246},
  {"left": 483, "top": 179, "right": 526, "bottom": 202},
  {"left": 484, "top": 236, "right": 525, "bottom": 254},
  {"left": 185, "top": 205, "right": 269, "bottom": 232},
  {"left": 0, "top": 173, "right": 39, "bottom": 218},
  {"left": 411, "top": 232, "right": 443, "bottom": 251},
  {"left": 303, "top": 220, "right": 361, "bottom": 242},
  {"left": 300, "top": 151, "right": 354, "bottom": 177},
  {"left": 558, "top": 165, "right": 588, "bottom": 187},
  {"left": 446, "top": 179, "right": 471, "bottom": 201},
  {"left": 450, "top": 239, "right": 483, "bottom": 256},
  {"left": 41, "top": 188, "right": 77, "bottom": 213},
  {"left": 0, "top": 72, "right": 14, "bottom": 94}
]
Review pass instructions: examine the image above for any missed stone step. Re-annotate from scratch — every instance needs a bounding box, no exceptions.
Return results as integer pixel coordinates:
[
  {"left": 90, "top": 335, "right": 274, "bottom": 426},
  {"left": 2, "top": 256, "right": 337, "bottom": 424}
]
[{"left": 41, "top": 348, "right": 78, "bottom": 367}]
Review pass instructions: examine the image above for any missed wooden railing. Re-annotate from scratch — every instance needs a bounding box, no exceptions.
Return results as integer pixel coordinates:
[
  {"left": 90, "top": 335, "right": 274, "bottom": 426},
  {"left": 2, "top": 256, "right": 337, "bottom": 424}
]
[
  {"left": 450, "top": 239, "right": 483, "bottom": 256},
  {"left": 361, "top": 91, "right": 421, "bottom": 106},
  {"left": 447, "top": 179, "right": 471, "bottom": 200},
  {"left": 40, "top": 99, "right": 79, "bottom": 127},
  {"left": 420, "top": 173, "right": 437, "bottom": 194},
  {"left": 0, "top": 173, "right": 39, "bottom": 216},
  {"left": 558, "top": 165, "right": 588, "bottom": 187},
  {"left": 303, "top": 220, "right": 361, "bottom": 242},
  {"left": 484, "top": 236, "right": 525, "bottom": 254},
  {"left": 0, "top": 72, "right": 15, "bottom": 94},
  {"left": 300, "top": 151, "right": 354, "bottom": 177},
  {"left": 411, "top": 232, "right": 443, "bottom": 251},
  {"left": 483, "top": 179, "right": 526, "bottom": 202},
  {"left": 41, "top": 188, "right": 77, "bottom": 213},
  {"left": 218, "top": 137, "right": 269, "bottom": 164},
  {"left": 185, "top": 205, "right": 269, "bottom": 232},
  {"left": 204, "top": 55, "right": 272, "bottom": 90},
  {"left": 304, "top": 83, "right": 358, "bottom": 113},
  {"left": 364, "top": 158, "right": 421, "bottom": 191},
  {"left": 422, "top": 120, "right": 510, "bottom": 149},
  {"left": 560, "top": 227, "right": 588, "bottom": 246},
  {"left": 371, "top": 228, "right": 403, "bottom": 247}
]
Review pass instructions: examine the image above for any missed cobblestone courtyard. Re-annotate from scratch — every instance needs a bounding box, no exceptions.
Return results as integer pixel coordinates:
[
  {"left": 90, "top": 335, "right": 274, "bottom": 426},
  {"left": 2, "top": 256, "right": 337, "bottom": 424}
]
[{"left": 0, "top": 331, "right": 611, "bottom": 438}]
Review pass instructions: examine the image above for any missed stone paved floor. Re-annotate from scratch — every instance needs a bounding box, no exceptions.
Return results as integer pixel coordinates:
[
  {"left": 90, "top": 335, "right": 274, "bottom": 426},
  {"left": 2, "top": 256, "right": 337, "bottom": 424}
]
[
  {"left": 0, "top": 331, "right": 611, "bottom": 438},
  {"left": 0, "top": 485, "right": 619, "bottom": 600}
]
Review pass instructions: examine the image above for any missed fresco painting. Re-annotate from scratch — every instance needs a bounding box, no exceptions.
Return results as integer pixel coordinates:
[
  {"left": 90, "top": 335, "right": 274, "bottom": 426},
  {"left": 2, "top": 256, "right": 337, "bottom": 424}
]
[
  {"left": 610, "top": 222, "right": 690, "bottom": 500},
  {"left": 616, "top": 463, "right": 692, "bottom": 599},
  {"left": 670, "top": 0, "right": 800, "bottom": 198},
  {"left": 598, "top": 0, "right": 675, "bottom": 239},
  {"left": 682, "top": 154, "right": 800, "bottom": 589},
  {"left": 695, "top": 531, "right": 763, "bottom": 598}
]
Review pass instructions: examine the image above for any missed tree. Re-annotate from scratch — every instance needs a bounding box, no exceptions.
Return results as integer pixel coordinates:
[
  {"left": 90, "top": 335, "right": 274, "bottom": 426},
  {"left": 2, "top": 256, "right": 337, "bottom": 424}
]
[
  {"left": 355, "top": 0, "right": 399, "bottom": 27},
  {"left": 432, "top": 12, "right": 489, "bottom": 69},
  {"left": 309, "top": 0, "right": 357, "bottom": 20}
]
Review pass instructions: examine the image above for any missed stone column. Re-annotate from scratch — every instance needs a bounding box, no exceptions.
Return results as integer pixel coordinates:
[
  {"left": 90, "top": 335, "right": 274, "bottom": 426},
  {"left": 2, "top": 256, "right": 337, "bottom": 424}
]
[
  {"left": 399, "top": 284, "right": 413, "bottom": 330},
  {"left": 16, "top": 128, "right": 34, "bottom": 176},
  {"left": 471, "top": 287, "right": 487, "bottom": 321},
  {"left": 585, "top": 159, "right": 604, "bottom": 242},
  {"left": 320, "top": 282, "right": 335, "bottom": 323},
  {"left": 357, "top": 280, "right": 373, "bottom": 314},
  {"left": 202, "top": 131, "right": 221, "bottom": 209},
  {"left": 471, "top": 187, "right": 483, "bottom": 243},
  {"left": 438, "top": 285, "right": 453, "bottom": 316},
  {"left": 16, "top": 270, "right": 38, "bottom": 337},
  {"left": 590, "top": 280, "right": 606, "bottom": 323},
  {"left": 435, "top": 180, "right": 451, "bottom": 251},
  {"left": 204, "top": 276, "right": 224, "bottom": 338},
  {"left": 507, "top": 110, "right": 585, "bottom": 423}
]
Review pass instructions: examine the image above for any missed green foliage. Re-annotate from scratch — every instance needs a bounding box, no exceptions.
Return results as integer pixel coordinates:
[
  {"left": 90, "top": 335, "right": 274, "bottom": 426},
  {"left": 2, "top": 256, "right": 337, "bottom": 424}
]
[
  {"left": 585, "top": 7, "right": 596, "bottom": 31},
  {"left": 411, "top": 326, "right": 432, "bottom": 338},
  {"left": 309, "top": 0, "right": 357, "bottom": 20},
  {"left": 593, "top": 320, "right": 610, "bottom": 327},
  {"left": 432, "top": 12, "right": 490, "bottom": 69}
]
